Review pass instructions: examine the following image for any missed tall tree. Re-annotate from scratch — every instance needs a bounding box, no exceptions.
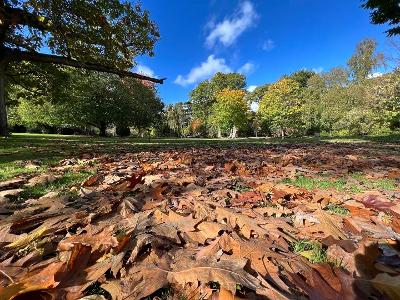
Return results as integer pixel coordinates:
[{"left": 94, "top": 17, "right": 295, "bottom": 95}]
[
  {"left": 14, "top": 69, "right": 163, "bottom": 135},
  {"left": 258, "top": 78, "right": 303, "bottom": 138},
  {"left": 286, "top": 70, "right": 316, "bottom": 88},
  {"left": 209, "top": 88, "right": 249, "bottom": 138},
  {"left": 246, "top": 84, "right": 270, "bottom": 105},
  {"left": 190, "top": 72, "right": 246, "bottom": 124},
  {"left": 362, "top": 0, "right": 400, "bottom": 36},
  {"left": 0, "top": 0, "right": 163, "bottom": 136},
  {"left": 347, "top": 39, "right": 384, "bottom": 82},
  {"left": 165, "top": 102, "right": 192, "bottom": 136}
]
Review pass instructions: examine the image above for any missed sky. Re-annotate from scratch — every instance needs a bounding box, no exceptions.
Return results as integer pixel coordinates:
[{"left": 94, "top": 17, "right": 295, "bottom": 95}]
[{"left": 134, "top": 0, "right": 392, "bottom": 105}]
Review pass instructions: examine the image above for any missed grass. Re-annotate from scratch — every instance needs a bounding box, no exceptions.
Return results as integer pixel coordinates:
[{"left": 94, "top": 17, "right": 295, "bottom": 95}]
[
  {"left": 292, "top": 239, "right": 347, "bottom": 268},
  {"left": 0, "top": 158, "right": 59, "bottom": 181},
  {"left": 324, "top": 204, "right": 349, "bottom": 216},
  {"left": 282, "top": 175, "right": 348, "bottom": 191},
  {"left": 292, "top": 240, "right": 328, "bottom": 264},
  {"left": 17, "top": 170, "right": 94, "bottom": 201},
  {"left": 350, "top": 172, "right": 397, "bottom": 190},
  {"left": 282, "top": 174, "right": 397, "bottom": 193}
]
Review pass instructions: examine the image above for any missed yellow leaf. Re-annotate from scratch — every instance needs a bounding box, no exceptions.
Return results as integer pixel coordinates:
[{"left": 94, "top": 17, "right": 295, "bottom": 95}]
[
  {"left": 6, "top": 226, "right": 47, "bottom": 249},
  {"left": 299, "top": 250, "right": 315, "bottom": 260}
]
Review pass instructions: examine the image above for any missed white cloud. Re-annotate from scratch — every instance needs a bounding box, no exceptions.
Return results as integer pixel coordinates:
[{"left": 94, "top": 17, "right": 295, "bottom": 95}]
[
  {"left": 134, "top": 64, "right": 156, "bottom": 78},
  {"left": 238, "top": 62, "right": 255, "bottom": 74},
  {"left": 250, "top": 101, "right": 259, "bottom": 112},
  {"left": 174, "top": 55, "right": 232, "bottom": 86},
  {"left": 262, "top": 39, "right": 275, "bottom": 51},
  {"left": 368, "top": 72, "right": 383, "bottom": 79},
  {"left": 247, "top": 85, "right": 257, "bottom": 92},
  {"left": 206, "top": 1, "right": 258, "bottom": 47}
]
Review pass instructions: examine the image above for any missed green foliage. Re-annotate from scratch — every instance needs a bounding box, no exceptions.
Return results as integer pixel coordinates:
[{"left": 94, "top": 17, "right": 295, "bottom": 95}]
[
  {"left": 282, "top": 175, "right": 348, "bottom": 191},
  {"left": 18, "top": 170, "right": 94, "bottom": 201},
  {"left": 362, "top": 0, "right": 400, "bottom": 36},
  {"left": 292, "top": 240, "right": 328, "bottom": 264},
  {"left": 258, "top": 78, "right": 303, "bottom": 137},
  {"left": 286, "top": 70, "right": 316, "bottom": 88},
  {"left": 165, "top": 102, "right": 192, "bottom": 136},
  {"left": 5, "top": 0, "right": 159, "bottom": 69},
  {"left": 283, "top": 173, "right": 398, "bottom": 192},
  {"left": 208, "top": 89, "right": 250, "bottom": 135},
  {"left": 347, "top": 39, "right": 384, "bottom": 82},
  {"left": 190, "top": 72, "right": 246, "bottom": 124},
  {"left": 12, "top": 68, "right": 163, "bottom": 135},
  {"left": 324, "top": 204, "right": 350, "bottom": 216},
  {"left": 245, "top": 84, "right": 270, "bottom": 109}
]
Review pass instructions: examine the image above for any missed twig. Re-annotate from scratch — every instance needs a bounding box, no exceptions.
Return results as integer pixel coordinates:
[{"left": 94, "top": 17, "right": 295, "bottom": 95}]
[{"left": 0, "top": 269, "right": 14, "bottom": 284}]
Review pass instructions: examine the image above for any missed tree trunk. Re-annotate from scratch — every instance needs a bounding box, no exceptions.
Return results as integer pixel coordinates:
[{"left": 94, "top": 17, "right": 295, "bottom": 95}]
[
  {"left": 229, "top": 126, "right": 237, "bottom": 139},
  {"left": 99, "top": 121, "right": 107, "bottom": 137},
  {"left": 0, "top": 61, "right": 9, "bottom": 137},
  {"left": 280, "top": 127, "right": 284, "bottom": 139},
  {"left": 217, "top": 127, "right": 222, "bottom": 138}
]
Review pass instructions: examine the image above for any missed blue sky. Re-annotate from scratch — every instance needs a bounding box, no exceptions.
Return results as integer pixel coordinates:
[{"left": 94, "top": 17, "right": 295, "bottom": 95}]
[{"left": 134, "top": 0, "right": 391, "bottom": 104}]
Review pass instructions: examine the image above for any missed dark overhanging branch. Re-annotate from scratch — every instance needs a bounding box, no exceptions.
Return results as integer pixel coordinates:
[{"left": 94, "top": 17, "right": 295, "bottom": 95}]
[
  {"left": 3, "top": 47, "right": 165, "bottom": 84},
  {"left": 1, "top": 5, "right": 50, "bottom": 31}
]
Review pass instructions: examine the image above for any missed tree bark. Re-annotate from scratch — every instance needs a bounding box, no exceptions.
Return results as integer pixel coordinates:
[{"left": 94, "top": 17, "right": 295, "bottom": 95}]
[
  {"left": 0, "top": 59, "right": 9, "bottom": 137},
  {"left": 228, "top": 126, "right": 237, "bottom": 139},
  {"left": 99, "top": 122, "right": 107, "bottom": 137},
  {"left": 4, "top": 47, "right": 165, "bottom": 84},
  {"left": 217, "top": 127, "right": 222, "bottom": 138}
]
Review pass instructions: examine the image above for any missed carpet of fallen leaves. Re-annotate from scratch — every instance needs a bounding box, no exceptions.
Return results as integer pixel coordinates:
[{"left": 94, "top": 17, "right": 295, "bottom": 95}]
[{"left": 0, "top": 142, "right": 400, "bottom": 300}]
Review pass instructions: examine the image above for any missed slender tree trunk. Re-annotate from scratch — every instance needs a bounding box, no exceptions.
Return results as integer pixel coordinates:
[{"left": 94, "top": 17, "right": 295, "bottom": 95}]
[
  {"left": 99, "top": 121, "right": 107, "bottom": 137},
  {"left": 232, "top": 126, "right": 237, "bottom": 139},
  {"left": 217, "top": 127, "right": 222, "bottom": 138},
  {"left": 0, "top": 60, "right": 9, "bottom": 137},
  {"left": 229, "top": 126, "right": 237, "bottom": 139}
]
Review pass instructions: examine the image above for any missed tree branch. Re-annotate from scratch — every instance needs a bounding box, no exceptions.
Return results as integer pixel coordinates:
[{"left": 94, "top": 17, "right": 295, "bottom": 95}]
[
  {"left": 2, "top": 5, "right": 50, "bottom": 30},
  {"left": 4, "top": 47, "right": 165, "bottom": 84}
]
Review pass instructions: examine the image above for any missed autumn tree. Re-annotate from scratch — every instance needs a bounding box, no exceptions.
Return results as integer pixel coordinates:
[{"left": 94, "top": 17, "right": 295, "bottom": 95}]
[
  {"left": 0, "top": 0, "right": 163, "bottom": 136},
  {"left": 286, "top": 70, "right": 316, "bottom": 88},
  {"left": 362, "top": 0, "right": 400, "bottom": 36},
  {"left": 190, "top": 72, "right": 246, "bottom": 124},
  {"left": 258, "top": 78, "right": 303, "bottom": 138},
  {"left": 209, "top": 89, "right": 249, "bottom": 138}
]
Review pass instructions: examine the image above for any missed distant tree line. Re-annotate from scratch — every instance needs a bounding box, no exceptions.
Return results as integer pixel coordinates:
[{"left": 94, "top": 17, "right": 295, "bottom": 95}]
[
  {"left": 164, "top": 38, "right": 399, "bottom": 138},
  {"left": 8, "top": 63, "right": 163, "bottom": 136},
  {"left": 8, "top": 38, "right": 400, "bottom": 138}
]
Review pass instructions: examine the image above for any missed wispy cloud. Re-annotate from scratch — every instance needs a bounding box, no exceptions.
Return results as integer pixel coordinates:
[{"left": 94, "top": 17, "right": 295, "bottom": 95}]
[
  {"left": 247, "top": 85, "right": 257, "bottom": 92},
  {"left": 238, "top": 62, "right": 255, "bottom": 74},
  {"left": 174, "top": 55, "right": 232, "bottom": 86},
  {"left": 134, "top": 64, "right": 157, "bottom": 78},
  {"left": 262, "top": 39, "right": 275, "bottom": 51},
  {"left": 206, "top": 1, "right": 258, "bottom": 48}
]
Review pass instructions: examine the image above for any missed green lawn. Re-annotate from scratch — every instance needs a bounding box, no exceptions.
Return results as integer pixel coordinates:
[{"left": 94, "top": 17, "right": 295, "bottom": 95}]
[{"left": 1, "top": 132, "right": 399, "bottom": 182}]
